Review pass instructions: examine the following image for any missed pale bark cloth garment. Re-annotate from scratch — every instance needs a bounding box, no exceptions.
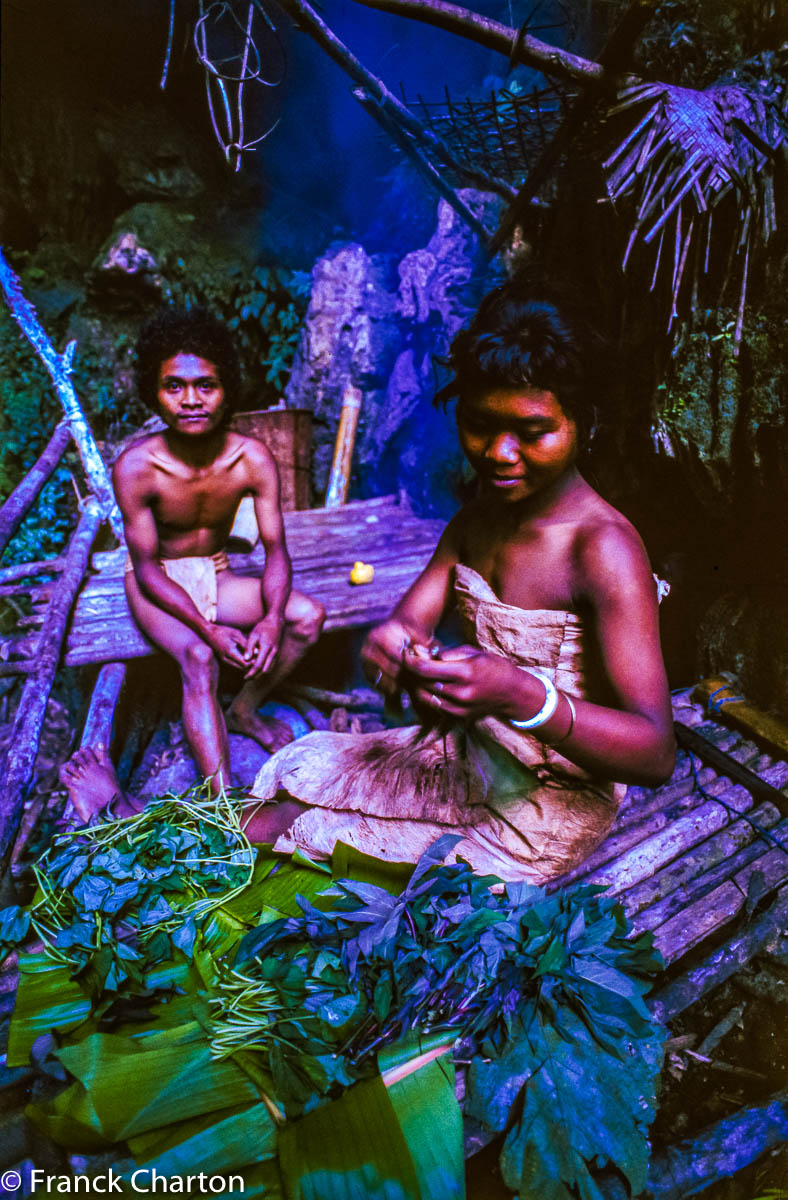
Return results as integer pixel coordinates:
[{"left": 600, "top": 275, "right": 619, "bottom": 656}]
[
  {"left": 125, "top": 550, "right": 230, "bottom": 623},
  {"left": 250, "top": 564, "right": 626, "bottom": 882}
]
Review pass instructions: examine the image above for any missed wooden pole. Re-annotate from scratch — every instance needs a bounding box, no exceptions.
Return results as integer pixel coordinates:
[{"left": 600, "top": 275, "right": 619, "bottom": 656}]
[
  {"left": 0, "top": 421, "right": 71, "bottom": 558},
  {"left": 325, "top": 384, "right": 363, "bottom": 508},
  {"left": 0, "top": 249, "right": 123, "bottom": 541},
  {"left": 0, "top": 498, "right": 103, "bottom": 881},
  {"left": 79, "top": 661, "right": 127, "bottom": 749}
]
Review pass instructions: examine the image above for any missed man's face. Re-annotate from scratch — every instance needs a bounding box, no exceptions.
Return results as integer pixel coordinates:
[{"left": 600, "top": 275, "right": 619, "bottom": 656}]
[
  {"left": 457, "top": 386, "right": 578, "bottom": 504},
  {"left": 157, "top": 353, "right": 226, "bottom": 435}
]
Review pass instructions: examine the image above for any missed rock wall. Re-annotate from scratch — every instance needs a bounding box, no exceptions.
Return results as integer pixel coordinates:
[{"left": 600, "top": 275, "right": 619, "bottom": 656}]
[{"left": 285, "top": 190, "right": 501, "bottom": 515}]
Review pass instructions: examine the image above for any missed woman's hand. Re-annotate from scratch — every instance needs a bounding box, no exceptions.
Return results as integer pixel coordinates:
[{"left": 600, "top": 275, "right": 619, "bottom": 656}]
[
  {"left": 361, "top": 618, "right": 428, "bottom": 696},
  {"left": 402, "top": 645, "right": 546, "bottom": 721}
]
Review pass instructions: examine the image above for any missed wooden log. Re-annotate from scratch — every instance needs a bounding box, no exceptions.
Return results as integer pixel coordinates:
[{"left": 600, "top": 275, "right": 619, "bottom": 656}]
[
  {"left": 653, "top": 844, "right": 788, "bottom": 962},
  {"left": 0, "top": 555, "right": 65, "bottom": 585},
  {"left": 0, "top": 251, "right": 123, "bottom": 540},
  {"left": 549, "top": 769, "right": 724, "bottom": 891},
  {"left": 0, "top": 661, "right": 36, "bottom": 678},
  {"left": 80, "top": 662, "right": 127, "bottom": 749},
  {"left": 0, "top": 421, "right": 71, "bottom": 558},
  {"left": 0, "top": 499, "right": 102, "bottom": 879},
  {"left": 283, "top": 684, "right": 385, "bottom": 712},
  {"left": 645, "top": 1090, "right": 788, "bottom": 1200},
  {"left": 582, "top": 781, "right": 742, "bottom": 894},
  {"left": 325, "top": 385, "right": 363, "bottom": 508},
  {"left": 650, "top": 885, "right": 788, "bottom": 1022},
  {"left": 597, "top": 1091, "right": 788, "bottom": 1200}
]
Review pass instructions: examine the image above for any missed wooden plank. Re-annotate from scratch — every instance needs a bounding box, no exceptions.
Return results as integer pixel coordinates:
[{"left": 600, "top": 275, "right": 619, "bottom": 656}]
[
  {"left": 653, "top": 846, "right": 788, "bottom": 962},
  {"left": 694, "top": 676, "right": 788, "bottom": 762},
  {"left": 550, "top": 770, "right": 728, "bottom": 892},
  {"left": 588, "top": 790, "right": 747, "bottom": 895},
  {"left": 674, "top": 720, "right": 788, "bottom": 817},
  {"left": 630, "top": 815, "right": 788, "bottom": 934}
]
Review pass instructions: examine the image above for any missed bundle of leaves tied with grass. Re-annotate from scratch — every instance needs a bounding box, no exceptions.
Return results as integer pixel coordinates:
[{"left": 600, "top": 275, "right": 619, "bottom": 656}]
[
  {"left": 210, "top": 832, "right": 665, "bottom": 1198},
  {"left": 6, "top": 785, "right": 254, "bottom": 1002}
]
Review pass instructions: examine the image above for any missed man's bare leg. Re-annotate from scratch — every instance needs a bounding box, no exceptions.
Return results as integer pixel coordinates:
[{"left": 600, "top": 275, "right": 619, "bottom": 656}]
[
  {"left": 216, "top": 579, "right": 325, "bottom": 753},
  {"left": 125, "top": 573, "right": 232, "bottom": 793},
  {"left": 59, "top": 744, "right": 142, "bottom": 824}
]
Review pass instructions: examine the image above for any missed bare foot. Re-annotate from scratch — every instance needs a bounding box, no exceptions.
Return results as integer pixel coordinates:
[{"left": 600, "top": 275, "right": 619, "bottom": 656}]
[
  {"left": 59, "top": 744, "right": 135, "bottom": 825},
  {"left": 226, "top": 708, "right": 295, "bottom": 754}
]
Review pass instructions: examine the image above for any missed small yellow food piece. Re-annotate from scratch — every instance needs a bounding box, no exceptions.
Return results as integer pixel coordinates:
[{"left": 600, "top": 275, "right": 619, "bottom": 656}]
[{"left": 349, "top": 561, "right": 375, "bottom": 585}]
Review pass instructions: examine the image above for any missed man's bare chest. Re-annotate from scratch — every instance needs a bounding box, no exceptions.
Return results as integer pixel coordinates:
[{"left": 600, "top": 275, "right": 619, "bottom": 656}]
[{"left": 152, "top": 470, "right": 248, "bottom": 531}]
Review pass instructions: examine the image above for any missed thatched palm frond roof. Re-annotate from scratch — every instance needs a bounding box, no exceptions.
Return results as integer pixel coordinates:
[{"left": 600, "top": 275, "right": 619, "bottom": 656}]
[{"left": 604, "top": 75, "right": 786, "bottom": 341}]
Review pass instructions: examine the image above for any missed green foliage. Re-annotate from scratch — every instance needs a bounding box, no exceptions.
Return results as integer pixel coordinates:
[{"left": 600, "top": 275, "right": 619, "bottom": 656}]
[
  {"left": 622, "top": 0, "right": 783, "bottom": 88},
  {"left": 166, "top": 261, "right": 311, "bottom": 400},
  {"left": 655, "top": 305, "right": 785, "bottom": 474}
]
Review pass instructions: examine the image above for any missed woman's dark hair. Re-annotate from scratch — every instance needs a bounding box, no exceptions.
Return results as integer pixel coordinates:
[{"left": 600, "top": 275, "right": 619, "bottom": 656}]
[
  {"left": 134, "top": 307, "right": 242, "bottom": 415},
  {"left": 436, "top": 273, "right": 602, "bottom": 446}
]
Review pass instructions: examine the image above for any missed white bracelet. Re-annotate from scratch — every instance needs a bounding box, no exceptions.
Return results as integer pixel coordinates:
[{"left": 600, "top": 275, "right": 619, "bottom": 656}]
[{"left": 509, "top": 669, "right": 559, "bottom": 729}]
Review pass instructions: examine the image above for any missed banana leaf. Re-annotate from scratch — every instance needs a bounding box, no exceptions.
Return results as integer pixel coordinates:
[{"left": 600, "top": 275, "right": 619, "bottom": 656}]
[
  {"left": 381, "top": 1039, "right": 464, "bottom": 1200},
  {"left": 127, "top": 1101, "right": 277, "bottom": 1179},
  {"left": 7, "top": 953, "right": 93, "bottom": 1067},
  {"left": 279, "top": 1073, "right": 422, "bottom": 1200},
  {"left": 56, "top": 1024, "right": 260, "bottom": 1142},
  {"left": 279, "top": 1037, "right": 464, "bottom": 1200},
  {"left": 330, "top": 843, "right": 413, "bottom": 895},
  {"left": 27, "top": 1080, "right": 114, "bottom": 1152}
]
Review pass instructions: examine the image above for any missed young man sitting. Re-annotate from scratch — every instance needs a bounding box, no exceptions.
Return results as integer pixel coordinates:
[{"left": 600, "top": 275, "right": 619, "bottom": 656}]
[{"left": 60, "top": 307, "right": 325, "bottom": 822}]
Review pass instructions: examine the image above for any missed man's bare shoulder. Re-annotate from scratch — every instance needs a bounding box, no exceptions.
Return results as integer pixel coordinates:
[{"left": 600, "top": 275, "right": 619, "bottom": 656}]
[
  {"left": 230, "top": 434, "right": 279, "bottom": 493},
  {"left": 112, "top": 435, "right": 168, "bottom": 489},
  {"left": 233, "top": 432, "right": 276, "bottom": 468}
]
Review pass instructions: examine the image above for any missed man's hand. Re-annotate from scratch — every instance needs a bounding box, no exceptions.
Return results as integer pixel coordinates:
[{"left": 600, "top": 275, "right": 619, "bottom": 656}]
[
  {"left": 361, "top": 617, "right": 427, "bottom": 696},
  {"left": 402, "top": 644, "right": 544, "bottom": 721},
  {"left": 243, "top": 615, "right": 284, "bottom": 678},
  {"left": 204, "top": 624, "right": 251, "bottom": 671}
]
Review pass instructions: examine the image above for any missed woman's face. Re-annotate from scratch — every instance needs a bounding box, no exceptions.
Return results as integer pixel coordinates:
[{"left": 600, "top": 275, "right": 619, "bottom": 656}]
[{"left": 457, "top": 386, "right": 578, "bottom": 504}]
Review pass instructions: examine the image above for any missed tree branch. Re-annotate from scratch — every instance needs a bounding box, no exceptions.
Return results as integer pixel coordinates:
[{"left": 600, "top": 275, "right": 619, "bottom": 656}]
[
  {"left": 277, "top": 0, "right": 509, "bottom": 235},
  {"left": 0, "top": 249, "right": 123, "bottom": 541},
  {"left": 347, "top": 0, "right": 627, "bottom": 87},
  {"left": 489, "top": 0, "right": 658, "bottom": 252}
]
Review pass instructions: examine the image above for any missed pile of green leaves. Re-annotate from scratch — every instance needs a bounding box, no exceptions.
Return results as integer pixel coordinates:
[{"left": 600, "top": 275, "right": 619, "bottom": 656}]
[
  {"left": 2, "top": 802, "right": 666, "bottom": 1200},
  {"left": 209, "top": 833, "right": 665, "bottom": 1198},
  {"left": 1, "top": 786, "right": 254, "bottom": 1003}
]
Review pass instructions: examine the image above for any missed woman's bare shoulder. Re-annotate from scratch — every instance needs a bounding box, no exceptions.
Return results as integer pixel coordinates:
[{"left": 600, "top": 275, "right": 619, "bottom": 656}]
[{"left": 572, "top": 500, "right": 654, "bottom": 602}]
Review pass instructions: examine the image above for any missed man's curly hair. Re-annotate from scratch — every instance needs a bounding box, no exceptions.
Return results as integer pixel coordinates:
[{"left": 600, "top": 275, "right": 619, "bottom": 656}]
[{"left": 134, "top": 307, "right": 242, "bottom": 416}]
